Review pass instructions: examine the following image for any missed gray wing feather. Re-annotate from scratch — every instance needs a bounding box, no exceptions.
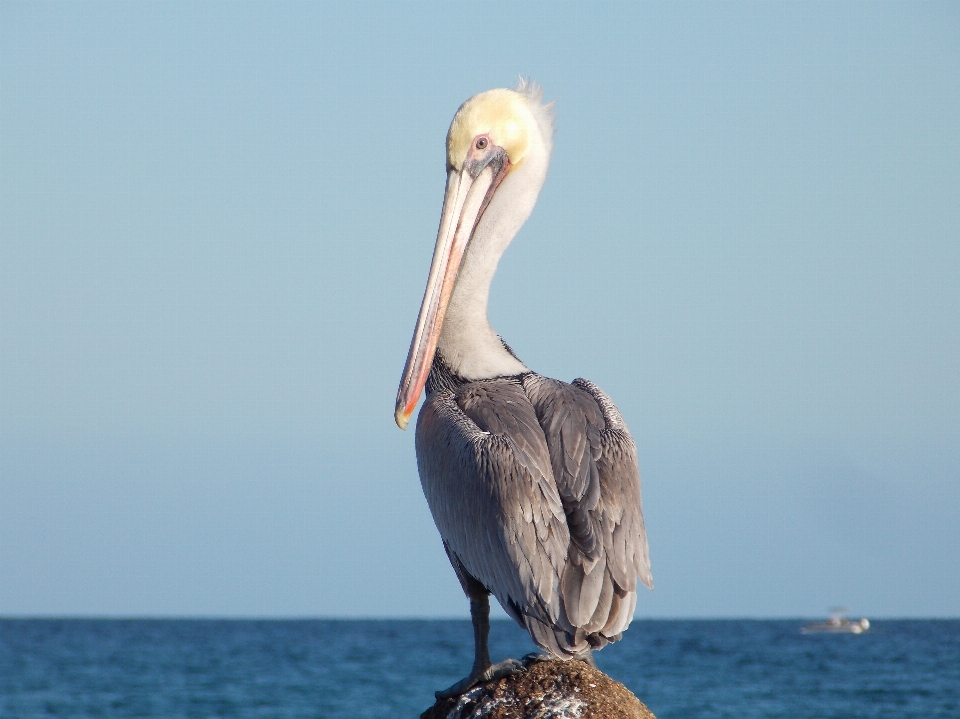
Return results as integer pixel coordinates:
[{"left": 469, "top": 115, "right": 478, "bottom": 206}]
[
  {"left": 415, "top": 374, "right": 651, "bottom": 658},
  {"left": 572, "top": 378, "right": 653, "bottom": 593},
  {"left": 415, "top": 382, "right": 569, "bottom": 629},
  {"left": 523, "top": 375, "right": 652, "bottom": 644}
]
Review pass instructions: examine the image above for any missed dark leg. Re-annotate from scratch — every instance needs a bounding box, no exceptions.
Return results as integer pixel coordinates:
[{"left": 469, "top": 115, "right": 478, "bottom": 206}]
[
  {"left": 469, "top": 593, "right": 492, "bottom": 677},
  {"left": 435, "top": 575, "right": 523, "bottom": 698}
]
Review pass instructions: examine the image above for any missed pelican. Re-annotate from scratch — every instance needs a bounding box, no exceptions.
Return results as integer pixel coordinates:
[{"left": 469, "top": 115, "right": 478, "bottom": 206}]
[{"left": 395, "top": 81, "right": 652, "bottom": 698}]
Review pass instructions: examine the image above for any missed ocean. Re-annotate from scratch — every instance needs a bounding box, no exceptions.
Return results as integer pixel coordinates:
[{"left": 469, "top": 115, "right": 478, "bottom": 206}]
[{"left": 1, "top": 619, "right": 957, "bottom": 718}]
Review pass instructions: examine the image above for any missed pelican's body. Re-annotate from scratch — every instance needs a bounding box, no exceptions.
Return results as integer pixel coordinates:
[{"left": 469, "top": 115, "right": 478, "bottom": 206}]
[{"left": 396, "top": 83, "right": 651, "bottom": 697}]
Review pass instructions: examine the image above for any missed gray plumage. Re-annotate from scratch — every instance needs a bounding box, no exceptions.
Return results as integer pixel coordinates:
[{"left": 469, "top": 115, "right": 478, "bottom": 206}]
[
  {"left": 416, "top": 361, "right": 652, "bottom": 658},
  {"left": 394, "top": 86, "right": 652, "bottom": 694}
]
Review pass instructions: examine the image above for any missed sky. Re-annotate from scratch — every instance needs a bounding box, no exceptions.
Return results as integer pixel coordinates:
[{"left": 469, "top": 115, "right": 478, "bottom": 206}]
[{"left": 1, "top": 2, "right": 958, "bottom": 619}]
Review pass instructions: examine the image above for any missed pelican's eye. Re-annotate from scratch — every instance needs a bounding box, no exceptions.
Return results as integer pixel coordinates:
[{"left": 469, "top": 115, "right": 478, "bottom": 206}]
[{"left": 475, "top": 137, "right": 488, "bottom": 150}]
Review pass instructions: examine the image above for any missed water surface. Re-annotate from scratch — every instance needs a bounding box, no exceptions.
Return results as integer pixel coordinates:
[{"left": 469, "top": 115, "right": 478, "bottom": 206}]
[{"left": 2, "top": 619, "right": 957, "bottom": 718}]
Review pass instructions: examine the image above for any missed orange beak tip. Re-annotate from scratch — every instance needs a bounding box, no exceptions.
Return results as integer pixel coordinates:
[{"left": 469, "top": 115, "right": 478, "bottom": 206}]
[{"left": 395, "top": 408, "right": 412, "bottom": 430}]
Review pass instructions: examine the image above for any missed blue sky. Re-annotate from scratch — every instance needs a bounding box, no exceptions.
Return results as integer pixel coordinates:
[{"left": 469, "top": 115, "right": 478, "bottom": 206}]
[{"left": 1, "top": 2, "right": 958, "bottom": 618}]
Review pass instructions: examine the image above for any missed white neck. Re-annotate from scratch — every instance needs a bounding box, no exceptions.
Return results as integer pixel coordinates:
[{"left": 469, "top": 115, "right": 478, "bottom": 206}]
[{"left": 437, "top": 134, "right": 551, "bottom": 380}]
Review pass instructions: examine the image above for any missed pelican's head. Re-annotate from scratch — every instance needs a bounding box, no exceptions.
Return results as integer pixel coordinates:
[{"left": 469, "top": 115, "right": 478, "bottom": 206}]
[
  {"left": 395, "top": 83, "right": 553, "bottom": 429},
  {"left": 446, "top": 88, "right": 535, "bottom": 174}
]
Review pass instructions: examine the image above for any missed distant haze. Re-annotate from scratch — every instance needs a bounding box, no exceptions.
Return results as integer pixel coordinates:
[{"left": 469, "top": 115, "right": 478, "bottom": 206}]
[{"left": 2, "top": 2, "right": 958, "bottom": 618}]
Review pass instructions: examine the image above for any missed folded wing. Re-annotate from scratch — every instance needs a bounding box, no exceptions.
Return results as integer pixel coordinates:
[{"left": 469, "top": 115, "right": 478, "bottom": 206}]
[
  {"left": 415, "top": 374, "right": 651, "bottom": 658},
  {"left": 523, "top": 375, "right": 652, "bottom": 649},
  {"left": 416, "top": 380, "right": 569, "bottom": 645}
]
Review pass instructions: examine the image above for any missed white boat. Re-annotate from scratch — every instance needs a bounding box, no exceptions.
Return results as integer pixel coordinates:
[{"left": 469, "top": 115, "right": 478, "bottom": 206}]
[{"left": 801, "top": 608, "right": 870, "bottom": 634}]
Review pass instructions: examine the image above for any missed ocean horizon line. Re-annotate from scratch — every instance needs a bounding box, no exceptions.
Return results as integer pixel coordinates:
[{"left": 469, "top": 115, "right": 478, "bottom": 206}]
[{"left": 3, "top": 614, "right": 957, "bottom": 621}]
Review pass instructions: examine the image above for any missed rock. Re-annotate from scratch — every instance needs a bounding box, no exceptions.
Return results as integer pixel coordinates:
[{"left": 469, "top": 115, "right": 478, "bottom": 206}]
[{"left": 420, "top": 659, "right": 656, "bottom": 719}]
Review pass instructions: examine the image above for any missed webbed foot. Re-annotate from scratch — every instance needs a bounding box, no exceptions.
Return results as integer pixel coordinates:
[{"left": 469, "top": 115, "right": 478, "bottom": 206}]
[{"left": 435, "top": 658, "right": 525, "bottom": 699}]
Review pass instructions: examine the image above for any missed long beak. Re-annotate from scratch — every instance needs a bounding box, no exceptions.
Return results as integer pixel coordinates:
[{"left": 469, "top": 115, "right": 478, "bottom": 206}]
[{"left": 394, "top": 166, "right": 496, "bottom": 429}]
